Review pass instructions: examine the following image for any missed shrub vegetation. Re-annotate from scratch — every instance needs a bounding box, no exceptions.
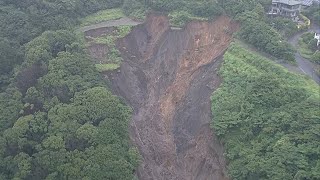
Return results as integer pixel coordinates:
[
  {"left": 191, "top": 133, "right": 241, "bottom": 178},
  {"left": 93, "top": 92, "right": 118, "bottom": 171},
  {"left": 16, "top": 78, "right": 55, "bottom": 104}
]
[{"left": 211, "top": 43, "right": 320, "bottom": 180}]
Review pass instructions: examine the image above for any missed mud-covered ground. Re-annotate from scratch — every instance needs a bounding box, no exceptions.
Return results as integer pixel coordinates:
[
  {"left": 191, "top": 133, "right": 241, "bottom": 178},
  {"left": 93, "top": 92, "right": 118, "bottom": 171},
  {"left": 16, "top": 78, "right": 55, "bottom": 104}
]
[{"left": 87, "top": 14, "right": 239, "bottom": 180}]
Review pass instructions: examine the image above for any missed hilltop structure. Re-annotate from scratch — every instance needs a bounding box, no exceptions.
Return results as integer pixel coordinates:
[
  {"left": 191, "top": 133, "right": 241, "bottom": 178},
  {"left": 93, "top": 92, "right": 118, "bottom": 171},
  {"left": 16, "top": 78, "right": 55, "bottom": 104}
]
[
  {"left": 268, "top": 0, "right": 302, "bottom": 17},
  {"left": 268, "top": 0, "right": 319, "bottom": 17}
]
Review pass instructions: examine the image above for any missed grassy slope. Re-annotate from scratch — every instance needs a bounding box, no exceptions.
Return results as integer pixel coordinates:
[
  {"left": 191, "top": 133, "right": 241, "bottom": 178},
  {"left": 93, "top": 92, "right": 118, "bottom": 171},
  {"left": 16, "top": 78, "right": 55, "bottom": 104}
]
[
  {"left": 95, "top": 63, "right": 120, "bottom": 72},
  {"left": 168, "top": 10, "right": 207, "bottom": 27},
  {"left": 297, "top": 38, "right": 314, "bottom": 59},
  {"left": 211, "top": 42, "right": 319, "bottom": 179},
  {"left": 80, "top": 8, "right": 125, "bottom": 27}
]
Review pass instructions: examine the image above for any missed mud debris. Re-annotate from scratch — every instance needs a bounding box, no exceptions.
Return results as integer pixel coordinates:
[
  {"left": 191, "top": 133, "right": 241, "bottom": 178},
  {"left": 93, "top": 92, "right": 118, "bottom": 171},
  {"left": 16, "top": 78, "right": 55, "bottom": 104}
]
[{"left": 86, "top": 14, "right": 239, "bottom": 180}]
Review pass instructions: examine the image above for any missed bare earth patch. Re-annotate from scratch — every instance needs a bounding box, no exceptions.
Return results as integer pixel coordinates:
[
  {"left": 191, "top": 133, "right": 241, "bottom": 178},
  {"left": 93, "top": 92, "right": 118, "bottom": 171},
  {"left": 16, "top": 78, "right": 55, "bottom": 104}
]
[{"left": 87, "top": 14, "right": 239, "bottom": 180}]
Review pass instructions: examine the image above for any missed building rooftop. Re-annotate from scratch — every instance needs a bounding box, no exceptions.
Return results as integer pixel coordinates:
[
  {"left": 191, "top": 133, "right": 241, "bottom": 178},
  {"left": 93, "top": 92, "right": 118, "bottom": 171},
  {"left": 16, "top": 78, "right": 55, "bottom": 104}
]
[
  {"left": 300, "top": 0, "right": 320, "bottom": 6},
  {"left": 273, "top": 0, "right": 320, "bottom": 6}
]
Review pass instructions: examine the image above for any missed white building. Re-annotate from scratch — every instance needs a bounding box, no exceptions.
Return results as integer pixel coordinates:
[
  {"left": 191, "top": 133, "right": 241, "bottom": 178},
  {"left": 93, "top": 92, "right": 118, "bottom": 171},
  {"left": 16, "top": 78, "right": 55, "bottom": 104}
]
[{"left": 315, "top": 33, "right": 320, "bottom": 46}]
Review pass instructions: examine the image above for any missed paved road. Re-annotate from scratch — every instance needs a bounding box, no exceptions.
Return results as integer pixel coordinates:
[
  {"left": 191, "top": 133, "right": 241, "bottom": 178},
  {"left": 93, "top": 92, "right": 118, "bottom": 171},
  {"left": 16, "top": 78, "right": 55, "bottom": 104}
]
[{"left": 288, "top": 23, "right": 320, "bottom": 84}]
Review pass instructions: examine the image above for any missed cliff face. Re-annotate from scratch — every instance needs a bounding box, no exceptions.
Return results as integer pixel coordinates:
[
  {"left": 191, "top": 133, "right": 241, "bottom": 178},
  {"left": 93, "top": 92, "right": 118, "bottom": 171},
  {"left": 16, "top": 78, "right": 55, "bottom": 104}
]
[{"left": 106, "top": 14, "right": 239, "bottom": 180}]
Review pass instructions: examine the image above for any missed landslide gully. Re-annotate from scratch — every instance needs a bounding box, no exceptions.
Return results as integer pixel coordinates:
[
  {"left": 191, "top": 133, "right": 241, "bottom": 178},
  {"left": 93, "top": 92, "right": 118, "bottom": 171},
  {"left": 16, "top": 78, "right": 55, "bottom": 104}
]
[{"left": 107, "top": 14, "right": 239, "bottom": 180}]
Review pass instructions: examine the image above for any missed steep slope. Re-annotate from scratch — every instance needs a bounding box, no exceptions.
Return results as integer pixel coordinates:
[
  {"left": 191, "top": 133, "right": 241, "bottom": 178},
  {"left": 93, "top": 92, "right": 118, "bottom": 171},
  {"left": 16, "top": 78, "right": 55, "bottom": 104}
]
[
  {"left": 211, "top": 43, "right": 320, "bottom": 180},
  {"left": 103, "top": 14, "right": 239, "bottom": 180}
]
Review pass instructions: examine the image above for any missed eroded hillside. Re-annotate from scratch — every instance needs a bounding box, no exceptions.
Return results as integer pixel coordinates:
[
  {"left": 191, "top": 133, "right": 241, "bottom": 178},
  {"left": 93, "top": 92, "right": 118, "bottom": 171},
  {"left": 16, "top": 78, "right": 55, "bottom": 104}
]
[{"left": 87, "top": 14, "right": 239, "bottom": 180}]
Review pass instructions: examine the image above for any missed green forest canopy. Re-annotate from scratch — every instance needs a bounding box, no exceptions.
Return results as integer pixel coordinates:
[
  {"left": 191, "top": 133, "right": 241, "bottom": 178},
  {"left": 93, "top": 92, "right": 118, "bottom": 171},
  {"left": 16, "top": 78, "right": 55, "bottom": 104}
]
[
  {"left": 211, "top": 43, "right": 320, "bottom": 180},
  {"left": 0, "top": 7, "right": 139, "bottom": 179},
  {"left": 0, "top": 1, "right": 142, "bottom": 178}
]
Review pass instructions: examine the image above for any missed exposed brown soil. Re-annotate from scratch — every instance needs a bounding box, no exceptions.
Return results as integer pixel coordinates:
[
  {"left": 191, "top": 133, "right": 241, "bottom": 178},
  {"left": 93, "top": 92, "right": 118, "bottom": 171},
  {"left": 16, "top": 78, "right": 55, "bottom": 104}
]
[
  {"left": 84, "top": 27, "right": 116, "bottom": 63},
  {"left": 84, "top": 26, "right": 116, "bottom": 38},
  {"left": 86, "top": 14, "right": 239, "bottom": 180},
  {"left": 86, "top": 43, "right": 109, "bottom": 63}
]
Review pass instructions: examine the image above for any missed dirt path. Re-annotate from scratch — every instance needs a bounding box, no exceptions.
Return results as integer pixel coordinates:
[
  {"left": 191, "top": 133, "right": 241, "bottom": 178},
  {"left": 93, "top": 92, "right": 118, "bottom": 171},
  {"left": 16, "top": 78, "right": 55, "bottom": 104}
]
[
  {"left": 288, "top": 23, "right": 320, "bottom": 84},
  {"left": 104, "top": 15, "right": 239, "bottom": 180},
  {"left": 79, "top": 17, "right": 142, "bottom": 32}
]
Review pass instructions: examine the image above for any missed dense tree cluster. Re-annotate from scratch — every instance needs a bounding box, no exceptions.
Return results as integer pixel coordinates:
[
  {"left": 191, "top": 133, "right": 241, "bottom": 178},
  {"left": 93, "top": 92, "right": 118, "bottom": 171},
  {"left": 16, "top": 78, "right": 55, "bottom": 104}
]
[
  {"left": 123, "top": 0, "right": 222, "bottom": 17},
  {"left": 267, "top": 17, "right": 299, "bottom": 38},
  {"left": 0, "top": 38, "right": 23, "bottom": 80},
  {"left": 0, "top": 31, "right": 139, "bottom": 180},
  {"left": 0, "top": 5, "right": 139, "bottom": 178},
  {"left": 122, "top": 0, "right": 223, "bottom": 25},
  {"left": 1, "top": 86, "right": 139, "bottom": 179},
  {"left": 0, "top": 0, "right": 124, "bottom": 90},
  {"left": 211, "top": 43, "right": 320, "bottom": 180},
  {"left": 150, "top": 0, "right": 223, "bottom": 18},
  {"left": 221, "top": 0, "right": 295, "bottom": 61},
  {"left": 0, "top": 0, "right": 124, "bottom": 45},
  {"left": 238, "top": 13, "right": 295, "bottom": 62},
  {"left": 303, "top": 2, "right": 320, "bottom": 25}
]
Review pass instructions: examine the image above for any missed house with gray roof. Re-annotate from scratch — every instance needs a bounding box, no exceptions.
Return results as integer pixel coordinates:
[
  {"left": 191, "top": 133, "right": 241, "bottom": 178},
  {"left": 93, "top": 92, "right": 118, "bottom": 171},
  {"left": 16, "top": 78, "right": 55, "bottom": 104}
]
[
  {"left": 268, "top": 0, "right": 302, "bottom": 17},
  {"left": 300, "top": 0, "right": 320, "bottom": 6},
  {"left": 268, "top": 0, "right": 320, "bottom": 17}
]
